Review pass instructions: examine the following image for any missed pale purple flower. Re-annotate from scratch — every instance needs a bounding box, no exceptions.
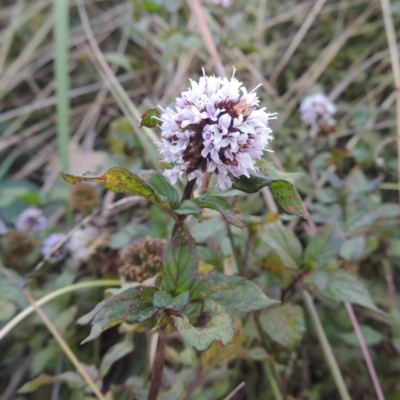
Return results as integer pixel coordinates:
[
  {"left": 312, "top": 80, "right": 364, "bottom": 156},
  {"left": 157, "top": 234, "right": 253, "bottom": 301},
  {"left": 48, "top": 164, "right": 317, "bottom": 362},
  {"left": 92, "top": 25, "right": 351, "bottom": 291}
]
[
  {"left": 158, "top": 69, "right": 276, "bottom": 190},
  {"left": 212, "top": 0, "right": 231, "bottom": 8},
  {"left": 0, "top": 219, "right": 7, "bottom": 236},
  {"left": 300, "top": 93, "right": 336, "bottom": 137},
  {"left": 41, "top": 233, "right": 70, "bottom": 263},
  {"left": 15, "top": 208, "right": 47, "bottom": 232}
]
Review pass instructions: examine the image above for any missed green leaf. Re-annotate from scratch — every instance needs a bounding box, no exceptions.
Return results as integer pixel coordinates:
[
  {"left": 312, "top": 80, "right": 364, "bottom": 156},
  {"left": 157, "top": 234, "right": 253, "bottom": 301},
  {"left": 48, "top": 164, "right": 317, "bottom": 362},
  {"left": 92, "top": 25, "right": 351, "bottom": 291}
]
[
  {"left": 100, "top": 338, "right": 134, "bottom": 377},
  {"left": 269, "top": 181, "right": 306, "bottom": 219},
  {"left": 172, "top": 299, "right": 234, "bottom": 351},
  {"left": 191, "top": 272, "right": 278, "bottom": 312},
  {"left": 152, "top": 290, "right": 190, "bottom": 311},
  {"left": 339, "top": 325, "right": 383, "bottom": 346},
  {"left": 259, "top": 222, "right": 302, "bottom": 270},
  {"left": 60, "top": 167, "right": 178, "bottom": 210},
  {"left": 321, "top": 270, "right": 380, "bottom": 312},
  {"left": 140, "top": 108, "right": 161, "bottom": 127},
  {"left": 348, "top": 204, "right": 400, "bottom": 232},
  {"left": 196, "top": 195, "right": 264, "bottom": 228},
  {"left": 391, "top": 309, "right": 400, "bottom": 353},
  {"left": 258, "top": 159, "right": 303, "bottom": 185},
  {"left": 104, "top": 52, "right": 133, "bottom": 71},
  {"left": 339, "top": 236, "right": 365, "bottom": 261},
  {"left": 162, "top": 224, "right": 198, "bottom": 295},
  {"left": 174, "top": 199, "right": 203, "bottom": 220},
  {"left": 232, "top": 171, "right": 305, "bottom": 218},
  {"left": 18, "top": 372, "right": 85, "bottom": 393},
  {"left": 78, "top": 286, "right": 158, "bottom": 344},
  {"left": 303, "top": 225, "right": 345, "bottom": 269},
  {"left": 259, "top": 304, "right": 305, "bottom": 348},
  {"left": 232, "top": 171, "right": 277, "bottom": 193},
  {"left": 137, "top": 169, "right": 179, "bottom": 208}
]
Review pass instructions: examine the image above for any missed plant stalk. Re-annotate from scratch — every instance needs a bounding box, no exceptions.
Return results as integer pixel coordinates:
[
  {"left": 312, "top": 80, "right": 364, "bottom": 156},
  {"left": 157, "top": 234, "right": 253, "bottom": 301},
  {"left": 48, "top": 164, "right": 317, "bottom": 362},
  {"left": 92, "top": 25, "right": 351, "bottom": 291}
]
[
  {"left": 54, "top": 0, "right": 70, "bottom": 171},
  {"left": 302, "top": 290, "right": 352, "bottom": 400},
  {"left": 0, "top": 280, "right": 120, "bottom": 340},
  {"left": 254, "top": 314, "right": 286, "bottom": 400},
  {"left": 147, "top": 333, "right": 167, "bottom": 400}
]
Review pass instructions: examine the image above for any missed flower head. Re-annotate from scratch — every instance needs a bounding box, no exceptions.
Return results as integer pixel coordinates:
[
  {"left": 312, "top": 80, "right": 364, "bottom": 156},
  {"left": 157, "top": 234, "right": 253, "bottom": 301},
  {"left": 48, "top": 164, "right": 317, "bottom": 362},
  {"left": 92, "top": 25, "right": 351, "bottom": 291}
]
[
  {"left": 212, "top": 0, "right": 231, "bottom": 7},
  {"left": 119, "top": 238, "right": 166, "bottom": 283},
  {"left": 300, "top": 93, "right": 336, "bottom": 137},
  {"left": 69, "top": 224, "right": 104, "bottom": 262},
  {"left": 158, "top": 69, "right": 276, "bottom": 190},
  {"left": 15, "top": 208, "right": 47, "bottom": 233},
  {"left": 41, "top": 233, "right": 70, "bottom": 263}
]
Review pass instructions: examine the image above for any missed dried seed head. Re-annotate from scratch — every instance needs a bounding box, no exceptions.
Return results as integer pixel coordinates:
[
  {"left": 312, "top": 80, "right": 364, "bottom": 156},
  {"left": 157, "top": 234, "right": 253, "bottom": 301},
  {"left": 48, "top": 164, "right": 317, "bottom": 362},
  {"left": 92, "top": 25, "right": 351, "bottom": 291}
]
[
  {"left": 119, "top": 238, "right": 167, "bottom": 283},
  {"left": 70, "top": 182, "right": 100, "bottom": 214},
  {"left": 6, "top": 230, "right": 36, "bottom": 266}
]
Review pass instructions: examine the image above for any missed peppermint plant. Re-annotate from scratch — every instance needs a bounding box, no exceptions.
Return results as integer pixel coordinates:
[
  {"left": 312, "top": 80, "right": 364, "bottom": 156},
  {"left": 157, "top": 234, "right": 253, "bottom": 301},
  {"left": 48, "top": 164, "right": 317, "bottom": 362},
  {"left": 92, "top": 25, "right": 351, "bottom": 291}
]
[{"left": 61, "top": 70, "right": 305, "bottom": 399}]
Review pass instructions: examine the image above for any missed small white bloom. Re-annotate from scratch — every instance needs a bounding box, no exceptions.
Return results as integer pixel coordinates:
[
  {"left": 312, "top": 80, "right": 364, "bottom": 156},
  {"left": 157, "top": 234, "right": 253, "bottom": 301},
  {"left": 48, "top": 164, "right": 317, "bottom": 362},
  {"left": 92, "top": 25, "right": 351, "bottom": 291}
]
[
  {"left": 0, "top": 219, "right": 7, "bottom": 236},
  {"left": 69, "top": 225, "right": 102, "bottom": 262},
  {"left": 42, "top": 233, "right": 70, "bottom": 263},
  {"left": 158, "top": 69, "right": 276, "bottom": 190},
  {"left": 16, "top": 208, "right": 47, "bottom": 233},
  {"left": 300, "top": 93, "right": 336, "bottom": 137}
]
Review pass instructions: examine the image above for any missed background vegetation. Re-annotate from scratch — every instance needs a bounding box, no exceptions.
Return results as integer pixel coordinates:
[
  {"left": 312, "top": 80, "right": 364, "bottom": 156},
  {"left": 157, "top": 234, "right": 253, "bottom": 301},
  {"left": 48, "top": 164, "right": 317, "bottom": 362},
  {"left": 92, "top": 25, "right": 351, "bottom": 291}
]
[{"left": 0, "top": 0, "right": 399, "bottom": 399}]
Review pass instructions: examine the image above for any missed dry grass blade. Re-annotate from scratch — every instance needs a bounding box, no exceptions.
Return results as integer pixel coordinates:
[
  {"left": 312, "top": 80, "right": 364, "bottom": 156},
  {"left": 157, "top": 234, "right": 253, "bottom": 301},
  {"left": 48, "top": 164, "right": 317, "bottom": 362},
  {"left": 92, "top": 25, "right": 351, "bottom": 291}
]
[
  {"left": 0, "top": 263, "right": 106, "bottom": 400},
  {"left": 380, "top": 0, "right": 400, "bottom": 203},
  {"left": 270, "top": 0, "right": 327, "bottom": 84}
]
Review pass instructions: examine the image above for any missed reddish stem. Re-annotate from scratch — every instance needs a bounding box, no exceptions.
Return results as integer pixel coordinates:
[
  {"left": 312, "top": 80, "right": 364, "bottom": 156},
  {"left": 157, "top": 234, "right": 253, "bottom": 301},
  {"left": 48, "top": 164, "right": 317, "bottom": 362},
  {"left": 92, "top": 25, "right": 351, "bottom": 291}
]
[{"left": 147, "top": 334, "right": 167, "bottom": 400}]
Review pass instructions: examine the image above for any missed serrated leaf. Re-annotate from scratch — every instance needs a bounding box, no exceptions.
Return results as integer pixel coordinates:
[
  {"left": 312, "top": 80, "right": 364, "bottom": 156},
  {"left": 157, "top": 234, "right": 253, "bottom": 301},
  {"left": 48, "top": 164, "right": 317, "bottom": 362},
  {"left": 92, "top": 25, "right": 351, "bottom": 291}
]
[
  {"left": 137, "top": 169, "right": 179, "bottom": 208},
  {"left": 196, "top": 195, "right": 264, "bottom": 228},
  {"left": 232, "top": 171, "right": 305, "bottom": 218},
  {"left": 172, "top": 299, "right": 234, "bottom": 351},
  {"left": 269, "top": 181, "right": 306, "bottom": 219},
  {"left": 162, "top": 224, "right": 198, "bottom": 295},
  {"left": 174, "top": 200, "right": 203, "bottom": 220},
  {"left": 322, "top": 270, "right": 380, "bottom": 312},
  {"left": 152, "top": 290, "right": 190, "bottom": 311},
  {"left": 339, "top": 236, "right": 365, "bottom": 261},
  {"left": 191, "top": 272, "right": 278, "bottom": 312},
  {"left": 140, "top": 108, "right": 161, "bottom": 127},
  {"left": 79, "top": 286, "right": 158, "bottom": 344},
  {"left": 303, "top": 225, "right": 345, "bottom": 269},
  {"left": 201, "top": 317, "right": 243, "bottom": 368},
  {"left": 60, "top": 167, "right": 178, "bottom": 211},
  {"left": 349, "top": 204, "right": 400, "bottom": 232},
  {"left": 259, "top": 222, "right": 302, "bottom": 270},
  {"left": 232, "top": 171, "right": 277, "bottom": 193},
  {"left": 259, "top": 304, "right": 305, "bottom": 348},
  {"left": 100, "top": 338, "right": 134, "bottom": 377}
]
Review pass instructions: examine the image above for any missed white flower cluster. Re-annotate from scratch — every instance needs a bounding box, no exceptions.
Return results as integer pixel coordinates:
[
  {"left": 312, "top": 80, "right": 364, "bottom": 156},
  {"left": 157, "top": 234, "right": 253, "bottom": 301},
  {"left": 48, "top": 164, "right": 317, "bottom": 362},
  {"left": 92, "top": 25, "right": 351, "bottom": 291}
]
[
  {"left": 158, "top": 70, "right": 276, "bottom": 190},
  {"left": 300, "top": 93, "right": 336, "bottom": 137},
  {"left": 16, "top": 208, "right": 47, "bottom": 233},
  {"left": 41, "top": 233, "right": 70, "bottom": 263}
]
